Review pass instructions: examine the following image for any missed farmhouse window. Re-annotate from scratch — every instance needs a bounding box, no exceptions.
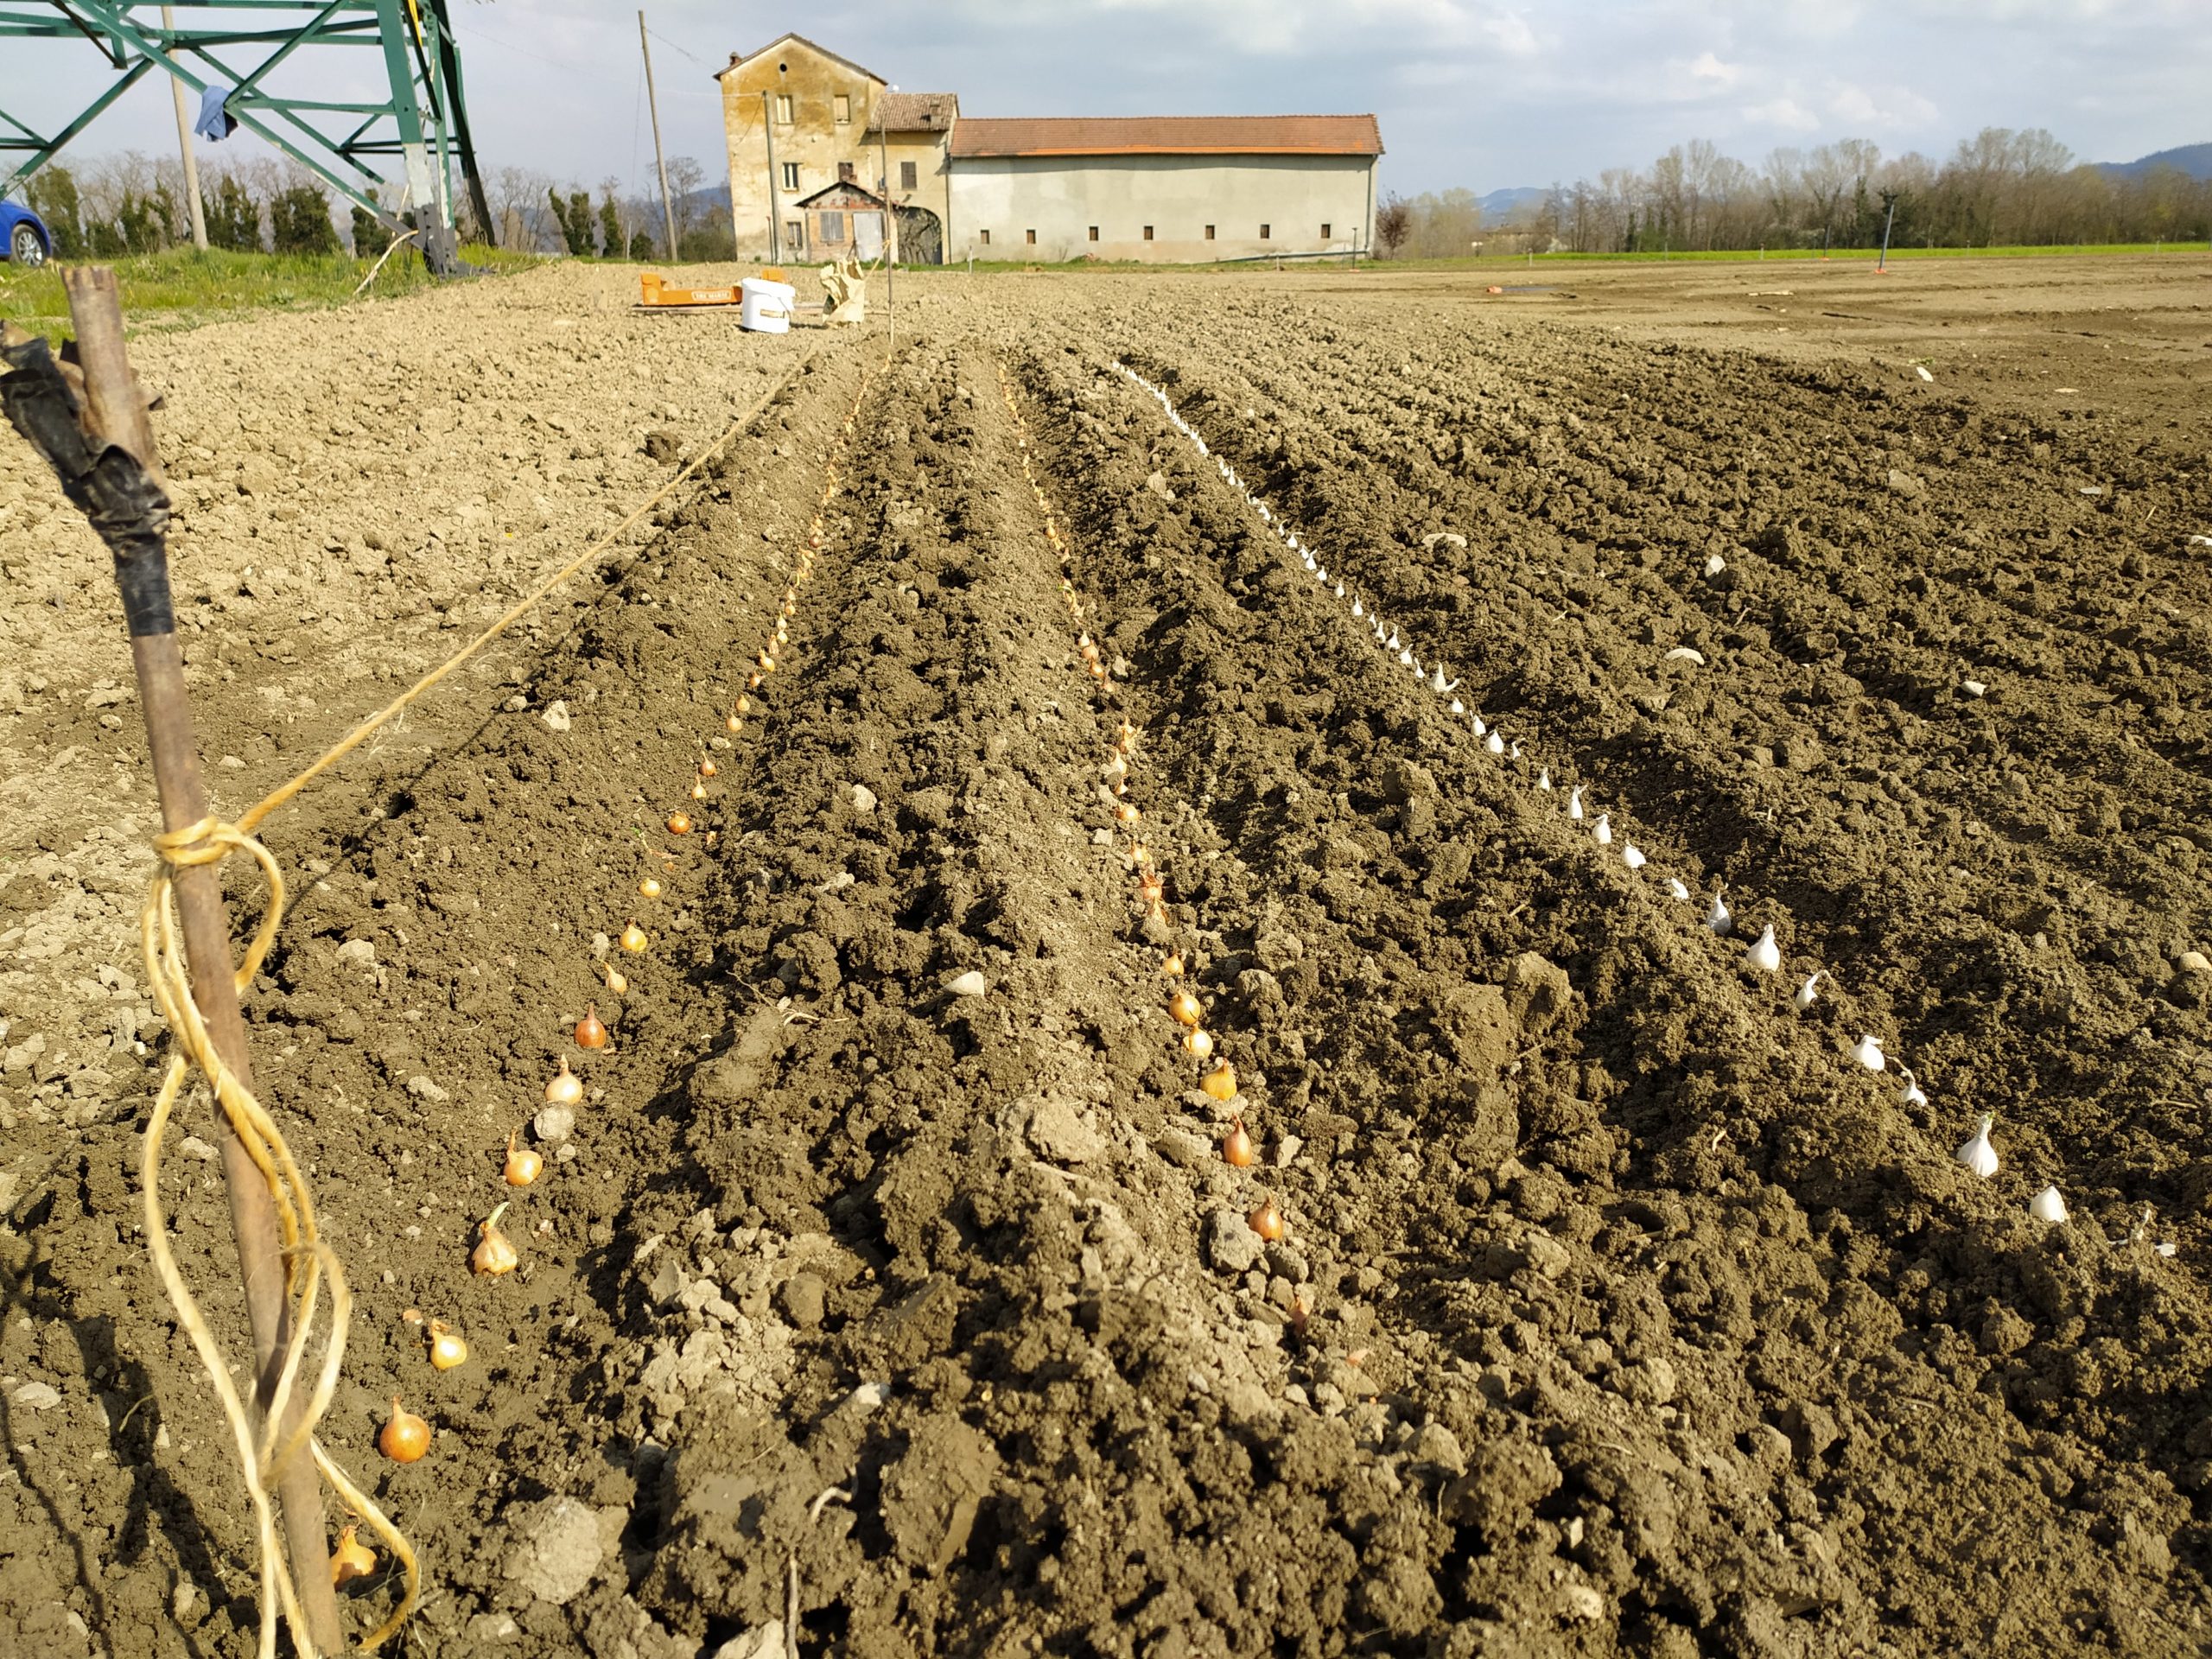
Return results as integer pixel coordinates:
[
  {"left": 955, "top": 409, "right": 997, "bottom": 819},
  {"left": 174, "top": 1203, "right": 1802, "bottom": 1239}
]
[
  {"left": 774, "top": 94, "right": 793, "bottom": 124},
  {"left": 838, "top": 161, "right": 855, "bottom": 183},
  {"left": 901, "top": 161, "right": 918, "bottom": 189},
  {"left": 1026, "top": 228, "right": 1037, "bottom": 245},
  {"left": 820, "top": 212, "right": 846, "bottom": 244},
  {"left": 835, "top": 94, "right": 850, "bottom": 124},
  {"left": 1142, "top": 226, "right": 1154, "bottom": 240},
  {"left": 1321, "top": 222, "right": 1332, "bottom": 238},
  {"left": 1205, "top": 225, "right": 1215, "bottom": 239},
  {"left": 785, "top": 219, "right": 803, "bottom": 248},
  {"left": 1260, "top": 223, "right": 1271, "bottom": 239},
  {"left": 979, "top": 228, "right": 990, "bottom": 245},
  {"left": 781, "top": 163, "right": 798, "bottom": 191},
  {"left": 1088, "top": 226, "right": 1099, "bottom": 241}
]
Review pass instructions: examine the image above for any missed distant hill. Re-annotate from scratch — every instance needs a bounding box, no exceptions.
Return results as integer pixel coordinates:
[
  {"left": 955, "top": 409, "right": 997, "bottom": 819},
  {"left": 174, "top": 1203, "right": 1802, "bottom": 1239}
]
[
  {"left": 2097, "top": 143, "right": 2212, "bottom": 181},
  {"left": 1478, "top": 186, "right": 1545, "bottom": 224}
]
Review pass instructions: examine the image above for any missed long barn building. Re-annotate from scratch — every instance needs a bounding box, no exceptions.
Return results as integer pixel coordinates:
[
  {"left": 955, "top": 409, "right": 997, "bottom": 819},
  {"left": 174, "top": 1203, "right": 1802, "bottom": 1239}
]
[{"left": 715, "top": 35, "right": 1382, "bottom": 265}]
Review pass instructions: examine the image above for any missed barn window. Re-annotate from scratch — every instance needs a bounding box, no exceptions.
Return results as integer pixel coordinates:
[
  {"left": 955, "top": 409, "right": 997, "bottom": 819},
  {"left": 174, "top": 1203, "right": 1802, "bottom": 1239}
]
[
  {"left": 1321, "top": 222, "right": 1332, "bottom": 238},
  {"left": 820, "top": 212, "right": 846, "bottom": 245},
  {"left": 901, "top": 161, "right": 918, "bottom": 189},
  {"left": 979, "top": 229, "right": 990, "bottom": 245},
  {"left": 785, "top": 219, "right": 803, "bottom": 248},
  {"left": 838, "top": 161, "right": 855, "bottom": 183},
  {"left": 835, "top": 94, "right": 851, "bottom": 124},
  {"left": 1260, "top": 223, "right": 1271, "bottom": 239},
  {"left": 1205, "top": 225, "right": 1215, "bottom": 239},
  {"left": 1026, "top": 228, "right": 1036, "bottom": 245},
  {"left": 781, "top": 163, "right": 798, "bottom": 191},
  {"left": 1088, "top": 226, "right": 1098, "bottom": 241},
  {"left": 774, "top": 94, "right": 793, "bottom": 124},
  {"left": 1142, "top": 226, "right": 1154, "bottom": 240}
]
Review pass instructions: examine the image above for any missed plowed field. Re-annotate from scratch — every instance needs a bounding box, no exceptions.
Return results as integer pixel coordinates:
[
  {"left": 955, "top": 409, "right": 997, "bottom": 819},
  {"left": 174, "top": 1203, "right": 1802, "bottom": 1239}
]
[{"left": 4, "top": 255, "right": 2211, "bottom": 1659}]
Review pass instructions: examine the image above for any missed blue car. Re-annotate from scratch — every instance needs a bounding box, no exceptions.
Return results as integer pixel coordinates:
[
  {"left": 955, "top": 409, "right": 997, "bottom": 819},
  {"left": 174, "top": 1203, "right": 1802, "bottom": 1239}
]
[{"left": 1, "top": 200, "right": 53, "bottom": 268}]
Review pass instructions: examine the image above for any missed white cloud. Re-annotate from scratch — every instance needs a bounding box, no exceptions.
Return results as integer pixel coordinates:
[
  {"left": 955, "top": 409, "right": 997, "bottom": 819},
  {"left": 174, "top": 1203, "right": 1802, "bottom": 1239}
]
[
  {"left": 1826, "top": 79, "right": 1941, "bottom": 130},
  {"left": 1745, "top": 96, "right": 1821, "bottom": 130},
  {"left": 1688, "top": 50, "right": 1742, "bottom": 86}
]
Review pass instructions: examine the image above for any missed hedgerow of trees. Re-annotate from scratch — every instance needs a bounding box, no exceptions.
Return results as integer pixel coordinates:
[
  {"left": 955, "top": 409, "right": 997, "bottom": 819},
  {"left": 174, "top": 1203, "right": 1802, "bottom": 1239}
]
[
  {"left": 1382, "top": 127, "right": 2211, "bottom": 257},
  {"left": 15, "top": 149, "right": 730, "bottom": 261}
]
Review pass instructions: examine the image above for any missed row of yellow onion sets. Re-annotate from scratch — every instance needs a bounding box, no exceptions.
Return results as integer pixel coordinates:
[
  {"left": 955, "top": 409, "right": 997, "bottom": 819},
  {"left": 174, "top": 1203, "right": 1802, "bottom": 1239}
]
[
  {"left": 995, "top": 363, "right": 1289, "bottom": 1262},
  {"left": 1107, "top": 358, "right": 2138, "bottom": 1242},
  {"left": 369, "top": 370, "right": 882, "bottom": 1509}
]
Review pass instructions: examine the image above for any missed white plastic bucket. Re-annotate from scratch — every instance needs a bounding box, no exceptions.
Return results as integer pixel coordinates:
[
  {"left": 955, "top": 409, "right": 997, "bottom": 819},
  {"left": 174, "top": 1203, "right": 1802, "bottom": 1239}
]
[{"left": 740, "top": 276, "right": 795, "bottom": 334}]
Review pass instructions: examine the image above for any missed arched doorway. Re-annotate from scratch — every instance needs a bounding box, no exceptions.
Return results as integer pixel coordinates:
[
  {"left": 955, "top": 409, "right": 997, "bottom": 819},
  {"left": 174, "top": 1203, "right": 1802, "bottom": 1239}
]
[{"left": 895, "top": 204, "right": 943, "bottom": 266}]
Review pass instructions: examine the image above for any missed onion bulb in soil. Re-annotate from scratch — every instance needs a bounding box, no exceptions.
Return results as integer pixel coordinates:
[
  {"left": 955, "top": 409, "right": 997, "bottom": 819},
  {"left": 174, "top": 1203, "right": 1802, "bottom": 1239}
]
[
  {"left": 504, "top": 1132, "right": 542, "bottom": 1187},
  {"left": 639, "top": 877, "right": 663, "bottom": 899},
  {"left": 1224, "top": 1119, "right": 1257, "bottom": 1167},
  {"left": 620, "top": 923, "right": 649, "bottom": 954},
  {"left": 473, "top": 1204, "right": 519, "bottom": 1275},
  {"left": 1164, "top": 953, "right": 1185, "bottom": 977},
  {"left": 332, "top": 1522, "right": 377, "bottom": 1586},
  {"left": 428, "top": 1320, "right": 468, "bottom": 1370},
  {"left": 603, "top": 964, "right": 629, "bottom": 995},
  {"left": 668, "top": 812, "right": 692, "bottom": 836},
  {"left": 575, "top": 1004, "right": 608, "bottom": 1050},
  {"left": 726, "top": 713, "right": 744, "bottom": 734},
  {"left": 1169, "top": 988, "right": 1202, "bottom": 1028},
  {"left": 699, "top": 758, "right": 718, "bottom": 779},
  {"left": 378, "top": 1396, "right": 430, "bottom": 1463},
  {"left": 545, "top": 1058, "right": 583, "bottom": 1106},
  {"left": 1184, "top": 1027, "right": 1214, "bottom": 1061},
  {"left": 690, "top": 780, "right": 709, "bottom": 801},
  {"left": 1201, "top": 1060, "right": 1238, "bottom": 1102},
  {"left": 1249, "top": 1199, "right": 1286, "bottom": 1243}
]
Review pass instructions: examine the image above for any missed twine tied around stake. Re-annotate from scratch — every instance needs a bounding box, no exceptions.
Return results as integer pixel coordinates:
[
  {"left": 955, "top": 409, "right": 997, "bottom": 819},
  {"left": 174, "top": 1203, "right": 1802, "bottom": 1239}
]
[{"left": 142, "top": 815, "right": 417, "bottom": 1659}]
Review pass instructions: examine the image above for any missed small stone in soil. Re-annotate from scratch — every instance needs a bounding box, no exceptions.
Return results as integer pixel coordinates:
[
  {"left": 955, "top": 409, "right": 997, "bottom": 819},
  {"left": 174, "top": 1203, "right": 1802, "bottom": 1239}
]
[{"left": 1207, "top": 1210, "right": 1264, "bottom": 1274}]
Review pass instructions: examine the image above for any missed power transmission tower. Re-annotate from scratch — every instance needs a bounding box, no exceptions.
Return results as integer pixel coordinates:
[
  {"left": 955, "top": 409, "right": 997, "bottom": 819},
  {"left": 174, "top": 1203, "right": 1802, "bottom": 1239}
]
[{"left": 0, "top": 0, "right": 492, "bottom": 273}]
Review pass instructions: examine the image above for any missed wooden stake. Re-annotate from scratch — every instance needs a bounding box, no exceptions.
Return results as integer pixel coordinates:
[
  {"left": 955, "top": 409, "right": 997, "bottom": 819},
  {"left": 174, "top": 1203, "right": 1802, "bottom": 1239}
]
[{"left": 59, "top": 267, "right": 345, "bottom": 1655}]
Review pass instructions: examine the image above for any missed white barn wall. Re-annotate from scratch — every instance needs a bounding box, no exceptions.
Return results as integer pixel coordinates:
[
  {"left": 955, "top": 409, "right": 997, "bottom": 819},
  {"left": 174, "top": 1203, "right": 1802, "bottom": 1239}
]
[{"left": 949, "top": 154, "right": 1376, "bottom": 263}]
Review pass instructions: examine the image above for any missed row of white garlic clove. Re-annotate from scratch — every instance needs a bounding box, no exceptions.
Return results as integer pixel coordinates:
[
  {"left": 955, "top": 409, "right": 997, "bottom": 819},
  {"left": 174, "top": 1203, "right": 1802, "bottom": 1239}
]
[{"left": 1115, "top": 359, "right": 2167, "bottom": 1249}]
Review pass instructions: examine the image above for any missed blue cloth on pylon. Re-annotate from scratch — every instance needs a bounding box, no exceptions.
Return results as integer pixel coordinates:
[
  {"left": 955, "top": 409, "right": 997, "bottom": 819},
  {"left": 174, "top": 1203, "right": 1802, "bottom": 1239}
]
[{"left": 194, "top": 84, "right": 237, "bottom": 142}]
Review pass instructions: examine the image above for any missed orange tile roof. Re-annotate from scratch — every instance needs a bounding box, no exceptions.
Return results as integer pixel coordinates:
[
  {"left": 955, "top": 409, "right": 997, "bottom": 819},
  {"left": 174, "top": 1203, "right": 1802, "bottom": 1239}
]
[{"left": 950, "top": 115, "right": 1382, "bottom": 159}]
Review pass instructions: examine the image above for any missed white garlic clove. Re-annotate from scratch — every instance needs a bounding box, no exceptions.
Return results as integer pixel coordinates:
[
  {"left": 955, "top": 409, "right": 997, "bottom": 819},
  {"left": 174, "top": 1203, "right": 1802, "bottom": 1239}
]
[
  {"left": 1744, "top": 923, "right": 1780, "bottom": 974},
  {"left": 1850, "top": 1033, "right": 1886, "bottom": 1071},
  {"left": 1484, "top": 731, "right": 1504, "bottom": 755},
  {"left": 1622, "top": 844, "right": 1646, "bottom": 869},
  {"left": 1567, "top": 785, "right": 1584, "bottom": 821},
  {"left": 1538, "top": 771, "right": 1553, "bottom": 791},
  {"left": 1472, "top": 715, "right": 1487, "bottom": 737},
  {"left": 1707, "top": 893, "right": 1732, "bottom": 935},
  {"left": 1352, "top": 600, "right": 1363, "bottom": 618},
  {"left": 1666, "top": 878, "right": 1690, "bottom": 900},
  {"left": 1593, "top": 813, "right": 1612, "bottom": 847},
  {"left": 1450, "top": 699, "right": 1465, "bottom": 715},
  {"left": 2027, "top": 1185, "right": 2068, "bottom": 1224},
  {"left": 1793, "top": 970, "right": 1823, "bottom": 1011},
  {"left": 1897, "top": 1065, "right": 1929, "bottom": 1108},
  {"left": 1955, "top": 1115, "right": 1998, "bottom": 1179}
]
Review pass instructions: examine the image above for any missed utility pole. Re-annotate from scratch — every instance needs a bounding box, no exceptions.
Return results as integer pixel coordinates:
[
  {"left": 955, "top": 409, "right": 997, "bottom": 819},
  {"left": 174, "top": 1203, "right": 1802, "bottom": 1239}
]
[
  {"left": 1877, "top": 190, "right": 1900, "bottom": 273},
  {"left": 764, "top": 89, "right": 781, "bottom": 264},
  {"left": 161, "top": 5, "right": 208, "bottom": 249},
  {"left": 639, "top": 11, "right": 677, "bottom": 261},
  {"left": 876, "top": 92, "right": 893, "bottom": 315}
]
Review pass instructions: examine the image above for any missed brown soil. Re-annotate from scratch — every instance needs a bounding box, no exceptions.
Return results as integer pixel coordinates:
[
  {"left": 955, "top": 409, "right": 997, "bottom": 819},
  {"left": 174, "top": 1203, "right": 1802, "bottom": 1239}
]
[{"left": 3, "top": 253, "right": 2211, "bottom": 1658}]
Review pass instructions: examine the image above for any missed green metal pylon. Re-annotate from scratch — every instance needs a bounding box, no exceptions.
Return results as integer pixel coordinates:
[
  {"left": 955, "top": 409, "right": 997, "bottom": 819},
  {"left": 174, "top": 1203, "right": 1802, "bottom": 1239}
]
[{"left": 0, "top": 0, "right": 493, "bottom": 273}]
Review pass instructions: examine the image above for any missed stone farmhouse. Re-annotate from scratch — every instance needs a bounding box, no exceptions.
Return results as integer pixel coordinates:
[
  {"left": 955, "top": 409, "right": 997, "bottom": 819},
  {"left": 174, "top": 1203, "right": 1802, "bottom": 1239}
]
[{"left": 715, "top": 35, "right": 1382, "bottom": 265}]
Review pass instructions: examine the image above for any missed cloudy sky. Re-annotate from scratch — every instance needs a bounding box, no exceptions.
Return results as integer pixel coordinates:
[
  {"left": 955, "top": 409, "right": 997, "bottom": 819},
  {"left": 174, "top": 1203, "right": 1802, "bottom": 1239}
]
[{"left": 8, "top": 0, "right": 2206, "bottom": 199}]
